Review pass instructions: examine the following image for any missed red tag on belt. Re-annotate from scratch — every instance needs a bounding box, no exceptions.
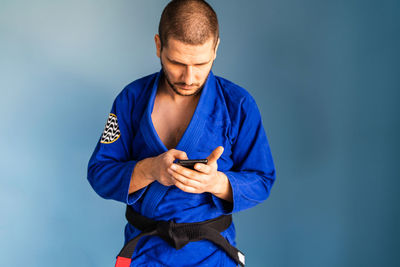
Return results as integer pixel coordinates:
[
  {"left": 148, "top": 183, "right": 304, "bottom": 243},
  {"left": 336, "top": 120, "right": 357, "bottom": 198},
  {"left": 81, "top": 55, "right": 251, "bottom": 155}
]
[{"left": 115, "top": 256, "right": 131, "bottom": 267}]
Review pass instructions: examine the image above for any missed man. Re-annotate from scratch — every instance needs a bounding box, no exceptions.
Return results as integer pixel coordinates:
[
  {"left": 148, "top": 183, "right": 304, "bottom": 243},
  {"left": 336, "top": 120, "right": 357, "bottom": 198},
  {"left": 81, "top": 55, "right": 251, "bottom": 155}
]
[{"left": 87, "top": 0, "right": 276, "bottom": 266}]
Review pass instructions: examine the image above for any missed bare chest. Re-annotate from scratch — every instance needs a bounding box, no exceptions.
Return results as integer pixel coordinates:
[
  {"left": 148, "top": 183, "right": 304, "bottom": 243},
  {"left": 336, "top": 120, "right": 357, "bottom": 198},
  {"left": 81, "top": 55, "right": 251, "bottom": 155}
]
[{"left": 151, "top": 96, "right": 199, "bottom": 150}]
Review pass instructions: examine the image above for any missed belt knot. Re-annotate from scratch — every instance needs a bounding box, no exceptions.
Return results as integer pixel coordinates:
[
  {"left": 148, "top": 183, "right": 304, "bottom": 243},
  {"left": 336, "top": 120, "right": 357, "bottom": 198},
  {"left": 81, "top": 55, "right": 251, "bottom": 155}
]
[{"left": 156, "top": 220, "right": 190, "bottom": 250}]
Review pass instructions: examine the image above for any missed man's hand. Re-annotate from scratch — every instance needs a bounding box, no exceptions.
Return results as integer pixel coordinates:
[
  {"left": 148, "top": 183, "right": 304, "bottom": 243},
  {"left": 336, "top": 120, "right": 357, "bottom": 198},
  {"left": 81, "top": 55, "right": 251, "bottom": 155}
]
[
  {"left": 149, "top": 149, "right": 189, "bottom": 186},
  {"left": 129, "top": 149, "right": 188, "bottom": 193},
  {"left": 167, "top": 146, "right": 233, "bottom": 202}
]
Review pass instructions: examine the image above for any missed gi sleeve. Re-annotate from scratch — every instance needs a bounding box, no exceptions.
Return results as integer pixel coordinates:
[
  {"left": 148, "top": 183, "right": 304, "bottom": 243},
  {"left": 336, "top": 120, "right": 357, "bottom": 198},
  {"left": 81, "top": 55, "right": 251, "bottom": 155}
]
[
  {"left": 87, "top": 90, "right": 146, "bottom": 205},
  {"left": 212, "top": 96, "right": 276, "bottom": 214}
]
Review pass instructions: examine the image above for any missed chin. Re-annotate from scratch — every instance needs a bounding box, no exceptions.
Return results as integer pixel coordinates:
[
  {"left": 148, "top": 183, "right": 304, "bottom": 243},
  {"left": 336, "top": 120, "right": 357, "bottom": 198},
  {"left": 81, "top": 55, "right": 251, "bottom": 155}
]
[
  {"left": 178, "top": 90, "right": 198, "bottom": 96},
  {"left": 173, "top": 86, "right": 202, "bottom": 96},
  {"left": 179, "top": 87, "right": 197, "bottom": 93}
]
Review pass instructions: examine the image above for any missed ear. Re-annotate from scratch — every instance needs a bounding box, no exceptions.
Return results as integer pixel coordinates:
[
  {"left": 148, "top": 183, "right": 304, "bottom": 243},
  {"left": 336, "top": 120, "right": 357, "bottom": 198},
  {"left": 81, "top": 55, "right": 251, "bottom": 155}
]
[
  {"left": 155, "top": 34, "right": 161, "bottom": 58},
  {"left": 213, "top": 38, "right": 220, "bottom": 60}
]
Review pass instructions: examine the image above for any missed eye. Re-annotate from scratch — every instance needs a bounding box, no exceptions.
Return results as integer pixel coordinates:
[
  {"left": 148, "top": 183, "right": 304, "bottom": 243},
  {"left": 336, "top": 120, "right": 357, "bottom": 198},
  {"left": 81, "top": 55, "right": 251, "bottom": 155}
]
[
  {"left": 166, "top": 57, "right": 185, "bottom": 66},
  {"left": 169, "top": 61, "right": 182, "bottom": 66},
  {"left": 195, "top": 63, "right": 207, "bottom": 67}
]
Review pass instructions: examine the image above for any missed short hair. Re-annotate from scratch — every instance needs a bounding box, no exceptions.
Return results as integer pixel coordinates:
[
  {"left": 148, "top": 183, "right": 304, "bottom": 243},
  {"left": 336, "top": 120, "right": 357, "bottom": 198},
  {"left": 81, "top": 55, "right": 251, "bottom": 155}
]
[{"left": 158, "top": 0, "right": 219, "bottom": 48}]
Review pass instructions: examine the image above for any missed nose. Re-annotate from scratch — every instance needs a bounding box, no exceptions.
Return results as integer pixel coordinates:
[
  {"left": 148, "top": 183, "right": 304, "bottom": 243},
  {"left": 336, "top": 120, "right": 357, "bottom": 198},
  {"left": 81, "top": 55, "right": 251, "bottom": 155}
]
[{"left": 183, "top": 65, "right": 194, "bottom": 85}]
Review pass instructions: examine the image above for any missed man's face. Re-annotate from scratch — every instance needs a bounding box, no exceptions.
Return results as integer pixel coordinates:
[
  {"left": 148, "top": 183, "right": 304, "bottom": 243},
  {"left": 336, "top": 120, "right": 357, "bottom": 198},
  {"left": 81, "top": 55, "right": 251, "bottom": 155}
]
[{"left": 155, "top": 35, "right": 220, "bottom": 96}]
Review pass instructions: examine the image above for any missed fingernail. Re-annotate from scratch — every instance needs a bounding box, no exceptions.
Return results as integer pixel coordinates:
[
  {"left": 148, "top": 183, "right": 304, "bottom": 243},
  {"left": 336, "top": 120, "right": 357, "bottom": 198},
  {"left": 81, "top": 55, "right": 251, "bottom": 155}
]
[{"left": 171, "top": 164, "right": 177, "bottom": 170}]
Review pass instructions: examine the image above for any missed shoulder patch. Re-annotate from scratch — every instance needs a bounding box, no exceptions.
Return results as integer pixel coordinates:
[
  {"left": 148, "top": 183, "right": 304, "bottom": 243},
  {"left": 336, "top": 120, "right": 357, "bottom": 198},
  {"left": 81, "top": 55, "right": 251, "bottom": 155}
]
[{"left": 100, "top": 113, "right": 121, "bottom": 144}]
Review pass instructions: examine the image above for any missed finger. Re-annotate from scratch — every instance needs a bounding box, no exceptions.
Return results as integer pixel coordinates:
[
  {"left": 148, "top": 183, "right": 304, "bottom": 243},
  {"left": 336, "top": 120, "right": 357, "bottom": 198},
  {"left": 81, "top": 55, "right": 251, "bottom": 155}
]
[
  {"left": 174, "top": 180, "right": 200, "bottom": 194},
  {"left": 169, "top": 149, "right": 188, "bottom": 160},
  {"left": 167, "top": 168, "right": 203, "bottom": 189},
  {"left": 206, "top": 146, "right": 224, "bottom": 164},
  {"left": 169, "top": 164, "right": 205, "bottom": 183},
  {"left": 194, "top": 163, "right": 212, "bottom": 174}
]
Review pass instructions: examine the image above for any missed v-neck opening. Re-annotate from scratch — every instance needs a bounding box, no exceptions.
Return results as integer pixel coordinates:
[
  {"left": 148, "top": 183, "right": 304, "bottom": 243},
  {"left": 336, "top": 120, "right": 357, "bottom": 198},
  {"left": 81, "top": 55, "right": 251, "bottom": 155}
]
[{"left": 146, "top": 71, "right": 212, "bottom": 153}]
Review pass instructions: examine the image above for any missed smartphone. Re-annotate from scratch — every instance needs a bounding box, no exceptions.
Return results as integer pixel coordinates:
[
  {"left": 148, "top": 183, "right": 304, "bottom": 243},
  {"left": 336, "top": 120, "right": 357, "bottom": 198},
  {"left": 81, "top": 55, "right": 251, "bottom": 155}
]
[{"left": 176, "top": 159, "right": 208, "bottom": 170}]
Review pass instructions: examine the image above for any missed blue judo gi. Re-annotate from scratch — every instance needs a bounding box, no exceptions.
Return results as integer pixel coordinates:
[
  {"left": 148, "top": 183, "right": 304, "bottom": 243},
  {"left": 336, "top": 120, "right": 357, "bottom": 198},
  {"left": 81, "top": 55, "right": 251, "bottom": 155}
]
[{"left": 87, "top": 70, "right": 276, "bottom": 266}]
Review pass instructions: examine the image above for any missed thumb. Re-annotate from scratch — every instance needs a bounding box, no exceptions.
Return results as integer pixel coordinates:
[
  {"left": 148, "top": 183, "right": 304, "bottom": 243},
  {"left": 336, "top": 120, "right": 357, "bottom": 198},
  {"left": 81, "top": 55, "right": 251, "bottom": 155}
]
[
  {"left": 169, "top": 149, "right": 189, "bottom": 160},
  {"left": 207, "top": 146, "right": 224, "bottom": 164}
]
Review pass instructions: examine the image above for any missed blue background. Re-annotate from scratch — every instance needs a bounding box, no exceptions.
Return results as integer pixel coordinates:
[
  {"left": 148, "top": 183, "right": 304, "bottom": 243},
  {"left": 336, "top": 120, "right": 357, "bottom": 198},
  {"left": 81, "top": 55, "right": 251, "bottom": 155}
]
[{"left": 1, "top": 0, "right": 399, "bottom": 266}]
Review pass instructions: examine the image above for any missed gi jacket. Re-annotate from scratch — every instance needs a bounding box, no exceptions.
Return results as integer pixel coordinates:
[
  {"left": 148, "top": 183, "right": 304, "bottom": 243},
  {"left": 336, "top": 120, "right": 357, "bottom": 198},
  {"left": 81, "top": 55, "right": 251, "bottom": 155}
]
[{"left": 88, "top": 70, "right": 276, "bottom": 266}]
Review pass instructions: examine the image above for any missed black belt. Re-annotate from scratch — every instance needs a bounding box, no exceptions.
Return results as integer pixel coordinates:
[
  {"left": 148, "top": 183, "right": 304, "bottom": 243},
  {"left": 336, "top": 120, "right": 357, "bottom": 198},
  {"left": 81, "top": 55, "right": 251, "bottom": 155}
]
[{"left": 115, "top": 205, "right": 245, "bottom": 267}]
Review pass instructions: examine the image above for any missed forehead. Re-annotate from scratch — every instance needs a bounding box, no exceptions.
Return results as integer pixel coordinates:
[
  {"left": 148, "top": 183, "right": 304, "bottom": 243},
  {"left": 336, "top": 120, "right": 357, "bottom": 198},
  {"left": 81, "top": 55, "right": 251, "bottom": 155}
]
[{"left": 163, "top": 37, "right": 215, "bottom": 64}]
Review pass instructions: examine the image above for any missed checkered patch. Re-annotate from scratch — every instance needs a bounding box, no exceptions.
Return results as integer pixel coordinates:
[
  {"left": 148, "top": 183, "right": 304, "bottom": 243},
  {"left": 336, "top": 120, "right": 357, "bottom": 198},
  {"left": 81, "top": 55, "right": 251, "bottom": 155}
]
[{"left": 100, "top": 113, "right": 121, "bottom": 144}]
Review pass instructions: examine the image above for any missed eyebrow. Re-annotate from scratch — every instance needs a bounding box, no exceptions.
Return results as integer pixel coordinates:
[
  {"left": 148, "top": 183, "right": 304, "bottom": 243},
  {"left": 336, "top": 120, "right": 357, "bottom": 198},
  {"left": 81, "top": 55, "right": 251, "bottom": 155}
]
[{"left": 166, "top": 56, "right": 211, "bottom": 66}]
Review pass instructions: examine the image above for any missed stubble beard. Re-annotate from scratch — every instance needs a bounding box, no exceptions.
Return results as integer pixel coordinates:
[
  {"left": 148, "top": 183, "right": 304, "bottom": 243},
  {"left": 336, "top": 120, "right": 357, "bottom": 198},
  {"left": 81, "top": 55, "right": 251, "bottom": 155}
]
[{"left": 160, "top": 60, "right": 210, "bottom": 97}]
